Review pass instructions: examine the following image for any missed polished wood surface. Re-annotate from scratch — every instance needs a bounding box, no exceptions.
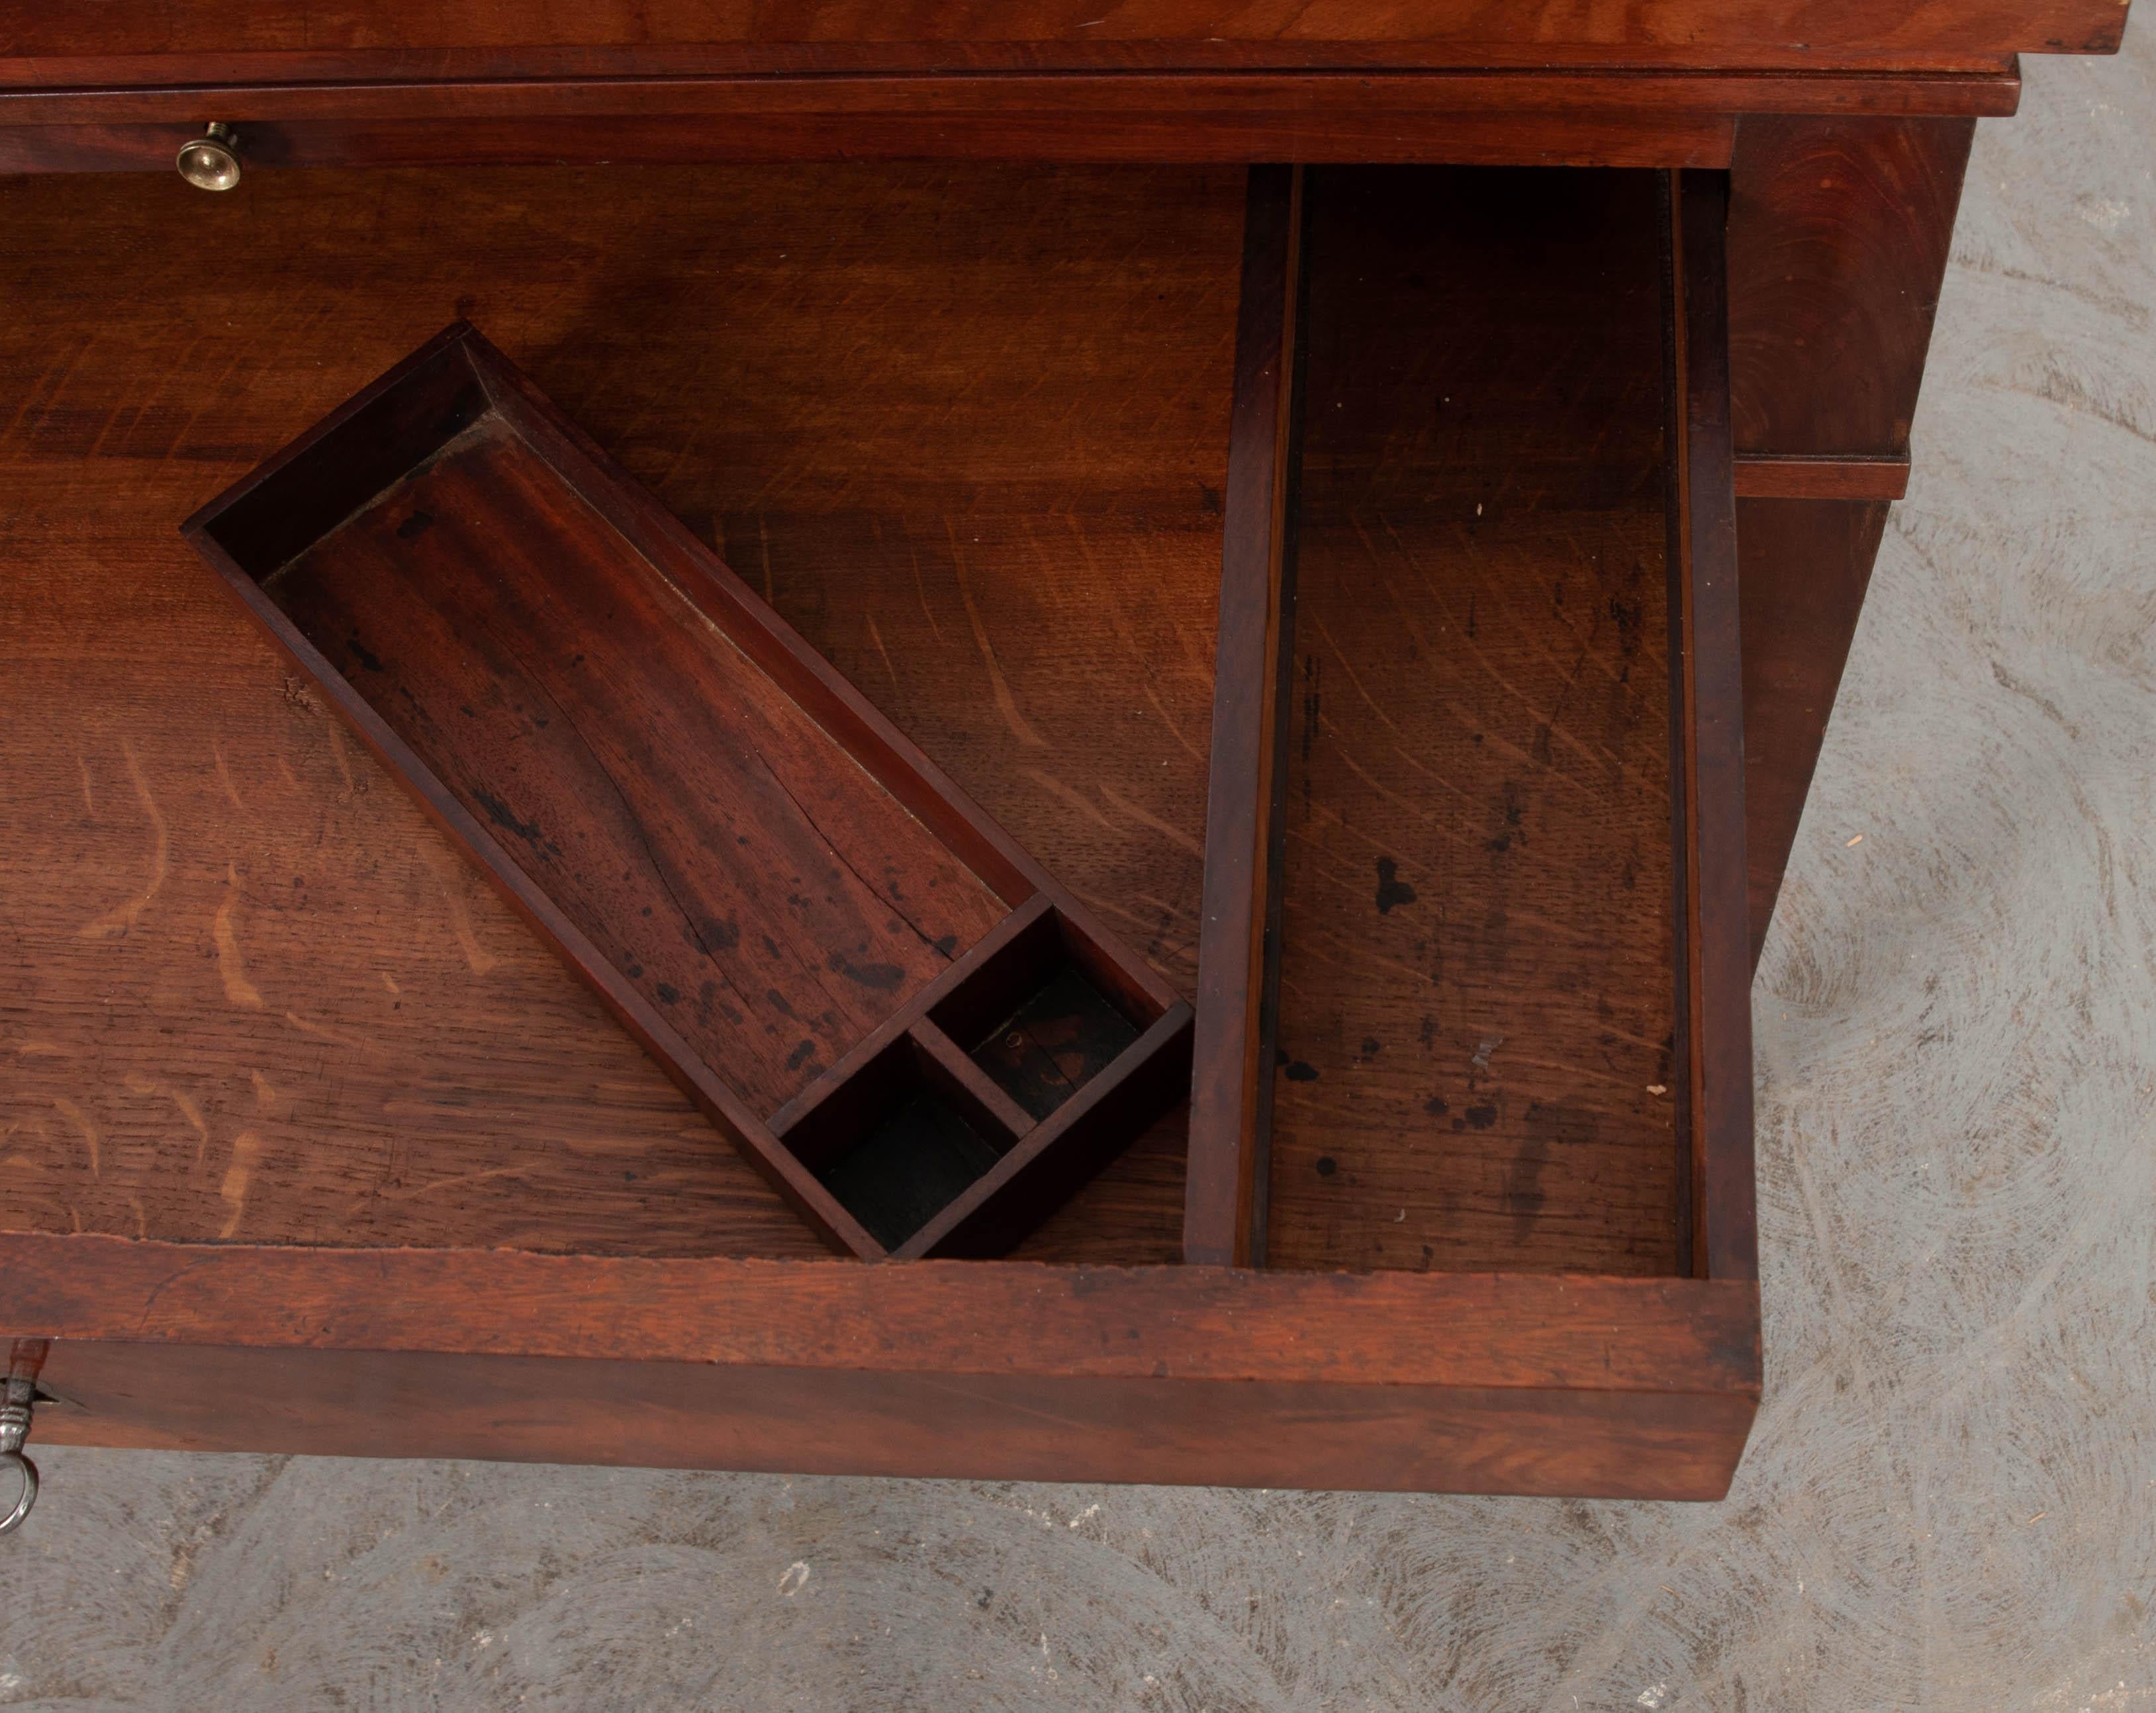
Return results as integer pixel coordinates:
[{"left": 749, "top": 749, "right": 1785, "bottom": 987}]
[
  {"left": 0, "top": 3, "right": 2075, "bottom": 1477},
  {"left": 0, "top": 64, "right": 2024, "bottom": 180},
  {"left": 0, "top": 107, "right": 1737, "bottom": 177},
  {"left": 1727, "top": 116, "right": 1975, "bottom": 459},
  {"left": 0, "top": 163, "right": 1235, "bottom": 1267}
]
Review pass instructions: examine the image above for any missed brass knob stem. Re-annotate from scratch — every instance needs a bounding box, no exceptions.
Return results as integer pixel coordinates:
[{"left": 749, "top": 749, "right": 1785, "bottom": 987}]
[{"left": 176, "top": 122, "right": 242, "bottom": 192}]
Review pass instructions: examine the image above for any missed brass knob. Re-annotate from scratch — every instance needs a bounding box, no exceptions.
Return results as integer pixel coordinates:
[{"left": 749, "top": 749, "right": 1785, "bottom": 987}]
[{"left": 176, "top": 122, "right": 242, "bottom": 192}]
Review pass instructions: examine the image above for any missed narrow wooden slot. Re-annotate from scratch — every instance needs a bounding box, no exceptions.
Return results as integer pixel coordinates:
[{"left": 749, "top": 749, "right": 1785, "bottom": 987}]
[
  {"left": 181, "top": 322, "right": 1190, "bottom": 1262},
  {"left": 1188, "top": 165, "right": 1753, "bottom": 1281}
]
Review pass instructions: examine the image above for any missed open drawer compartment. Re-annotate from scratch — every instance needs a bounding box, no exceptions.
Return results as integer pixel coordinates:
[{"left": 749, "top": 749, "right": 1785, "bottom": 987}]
[
  {"left": 3, "top": 162, "right": 1757, "bottom": 1501},
  {"left": 1188, "top": 164, "right": 1756, "bottom": 1290},
  {"left": 179, "top": 322, "right": 1192, "bottom": 1261}
]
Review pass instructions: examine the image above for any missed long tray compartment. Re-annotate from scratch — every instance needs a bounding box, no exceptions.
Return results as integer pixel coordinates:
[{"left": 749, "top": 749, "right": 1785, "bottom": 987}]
[
  {"left": 181, "top": 322, "right": 1192, "bottom": 1260},
  {"left": 1188, "top": 165, "right": 1754, "bottom": 1284}
]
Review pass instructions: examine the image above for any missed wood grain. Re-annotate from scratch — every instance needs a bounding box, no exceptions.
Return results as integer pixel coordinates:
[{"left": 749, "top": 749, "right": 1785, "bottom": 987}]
[
  {"left": 1186, "top": 165, "right": 1305, "bottom": 1268},
  {"left": 253, "top": 413, "right": 1009, "bottom": 1117},
  {"left": 1725, "top": 115, "right": 1973, "bottom": 951},
  {"left": 1732, "top": 451, "right": 1910, "bottom": 498},
  {"left": 0, "top": 66, "right": 2023, "bottom": 181},
  {"left": 1727, "top": 115, "right": 1977, "bottom": 457},
  {"left": 1736, "top": 497, "right": 1891, "bottom": 960},
  {"left": 1665, "top": 169, "right": 1758, "bottom": 1281},
  {"left": 0, "top": 163, "right": 1236, "bottom": 1266},
  {"left": 0, "top": 0, "right": 2116, "bottom": 73},
  {"left": 1, "top": 1231, "right": 1757, "bottom": 1378},
  {"left": 0, "top": 69, "right": 2025, "bottom": 126},
  {"left": 1266, "top": 166, "right": 1684, "bottom": 1277},
  {"left": 0, "top": 107, "right": 1737, "bottom": 177}
]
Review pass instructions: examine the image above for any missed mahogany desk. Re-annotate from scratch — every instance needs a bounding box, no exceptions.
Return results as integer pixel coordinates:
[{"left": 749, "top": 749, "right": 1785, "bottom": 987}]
[{"left": 0, "top": 1, "right": 2130, "bottom": 1503}]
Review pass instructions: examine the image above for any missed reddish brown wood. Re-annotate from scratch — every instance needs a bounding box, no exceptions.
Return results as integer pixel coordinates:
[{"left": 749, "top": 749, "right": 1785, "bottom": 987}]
[
  {"left": 0, "top": 0, "right": 2113, "bottom": 73},
  {"left": 1725, "top": 115, "right": 1973, "bottom": 951},
  {"left": 0, "top": 164, "right": 1229, "bottom": 1270},
  {"left": 1665, "top": 170, "right": 1758, "bottom": 1281},
  {"left": 1186, "top": 165, "right": 1305, "bottom": 1270},
  {"left": 0, "top": 1, "right": 2088, "bottom": 1479},
  {"left": 1262, "top": 167, "right": 1691, "bottom": 1277},
  {"left": 1732, "top": 451, "right": 1909, "bottom": 499},
  {"left": 1727, "top": 115, "right": 1977, "bottom": 457},
  {"left": 31, "top": 1343, "right": 1756, "bottom": 1498},
  {"left": 6, "top": 1233, "right": 1758, "bottom": 1495},
  {"left": 1737, "top": 498, "right": 1891, "bottom": 960},
  {"left": 0, "top": 48, "right": 2023, "bottom": 85},
  {"left": 1, "top": 1235, "right": 1756, "bottom": 1386},
  {"left": 0, "top": 109, "right": 1736, "bottom": 175},
  {"left": 0, "top": 68, "right": 2034, "bottom": 126}
]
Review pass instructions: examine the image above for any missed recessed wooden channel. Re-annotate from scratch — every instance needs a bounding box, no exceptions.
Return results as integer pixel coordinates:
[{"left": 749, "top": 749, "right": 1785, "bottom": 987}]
[{"left": 1188, "top": 164, "right": 1755, "bottom": 1283}]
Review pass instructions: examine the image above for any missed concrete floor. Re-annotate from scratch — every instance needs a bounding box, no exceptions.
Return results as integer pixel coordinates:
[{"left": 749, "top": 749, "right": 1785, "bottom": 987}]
[{"left": 3, "top": 34, "right": 2153, "bottom": 1713}]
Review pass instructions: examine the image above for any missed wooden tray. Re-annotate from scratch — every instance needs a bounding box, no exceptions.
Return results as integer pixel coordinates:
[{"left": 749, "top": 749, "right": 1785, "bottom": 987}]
[
  {"left": 1187, "top": 164, "right": 1755, "bottom": 1284},
  {"left": 180, "top": 322, "right": 1192, "bottom": 1261}
]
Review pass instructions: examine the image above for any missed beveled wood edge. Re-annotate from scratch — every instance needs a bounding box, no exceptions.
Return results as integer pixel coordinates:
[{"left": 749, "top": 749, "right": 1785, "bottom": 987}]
[
  {"left": 1186, "top": 164, "right": 1304, "bottom": 1270},
  {"left": 0, "top": 1232, "right": 1761, "bottom": 1397},
  {"left": 0, "top": 45, "right": 2043, "bottom": 86},
  {"left": 24, "top": 1338, "right": 1759, "bottom": 1497},
  {"left": 0, "top": 67, "right": 2022, "bottom": 125},
  {"left": 1732, "top": 450, "right": 1910, "bottom": 500},
  {"left": 1669, "top": 170, "right": 1759, "bottom": 1284}
]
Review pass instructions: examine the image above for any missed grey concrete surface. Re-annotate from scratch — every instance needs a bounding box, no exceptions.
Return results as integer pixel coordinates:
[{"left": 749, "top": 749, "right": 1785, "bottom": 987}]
[{"left": 3, "top": 36, "right": 2153, "bottom": 1713}]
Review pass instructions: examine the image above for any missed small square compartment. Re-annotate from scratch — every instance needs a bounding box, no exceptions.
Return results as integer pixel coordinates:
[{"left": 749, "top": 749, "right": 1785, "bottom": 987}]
[
  {"left": 929, "top": 907, "right": 1148, "bottom": 1123},
  {"left": 775, "top": 1034, "right": 1023, "bottom": 1252}
]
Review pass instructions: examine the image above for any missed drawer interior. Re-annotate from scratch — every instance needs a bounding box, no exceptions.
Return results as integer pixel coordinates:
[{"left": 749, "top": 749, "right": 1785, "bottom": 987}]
[
  {"left": 2, "top": 160, "right": 1747, "bottom": 1284},
  {"left": 0, "top": 163, "right": 1235, "bottom": 1268}
]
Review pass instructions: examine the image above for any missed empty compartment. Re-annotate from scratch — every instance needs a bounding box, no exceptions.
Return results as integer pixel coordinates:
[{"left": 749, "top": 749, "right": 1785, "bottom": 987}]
[
  {"left": 1260, "top": 166, "right": 1719, "bottom": 1277},
  {"left": 928, "top": 905, "right": 1150, "bottom": 1122},
  {"left": 774, "top": 1031, "right": 1025, "bottom": 1251}
]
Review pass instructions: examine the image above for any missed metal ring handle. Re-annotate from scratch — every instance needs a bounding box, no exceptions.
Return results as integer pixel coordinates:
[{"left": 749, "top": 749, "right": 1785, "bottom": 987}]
[{"left": 0, "top": 1450, "right": 35, "bottom": 1536}]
